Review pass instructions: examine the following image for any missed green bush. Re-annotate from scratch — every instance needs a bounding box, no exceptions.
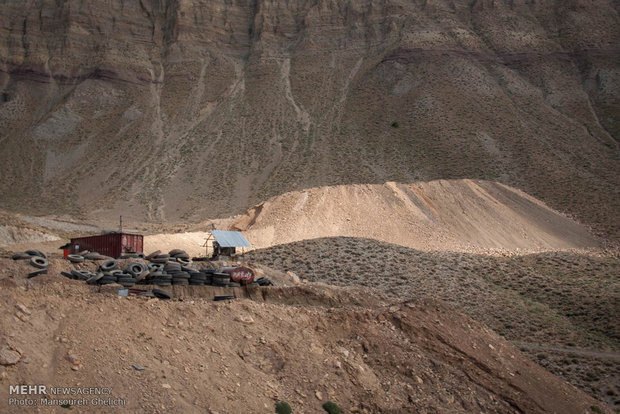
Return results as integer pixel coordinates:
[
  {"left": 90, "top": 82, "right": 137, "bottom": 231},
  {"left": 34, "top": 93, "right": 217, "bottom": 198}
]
[
  {"left": 391, "top": 121, "right": 399, "bottom": 128},
  {"left": 275, "top": 400, "right": 292, "bottom": 414},
  {"left": 322, "top": 401, "right": 342, "bottom": 414}
]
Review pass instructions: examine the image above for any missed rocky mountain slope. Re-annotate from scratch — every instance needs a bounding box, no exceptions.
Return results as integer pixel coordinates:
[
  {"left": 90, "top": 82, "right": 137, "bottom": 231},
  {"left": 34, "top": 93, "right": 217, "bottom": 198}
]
[{"left": 0, "top": 0, "right": 618, "bottom": 238}]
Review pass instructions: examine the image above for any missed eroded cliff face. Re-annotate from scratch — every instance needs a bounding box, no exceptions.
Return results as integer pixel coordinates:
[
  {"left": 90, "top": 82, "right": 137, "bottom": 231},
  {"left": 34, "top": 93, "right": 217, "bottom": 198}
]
[{"left": 0, "top": 0, "right": 618, "bottom": 236}]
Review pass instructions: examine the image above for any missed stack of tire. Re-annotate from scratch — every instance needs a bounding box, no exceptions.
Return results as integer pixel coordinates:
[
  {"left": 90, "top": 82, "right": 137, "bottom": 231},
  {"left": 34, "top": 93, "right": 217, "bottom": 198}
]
[
  {"left": 120, "top": 252, "right": 146, "bottom": 259},
  {"left": 66, "top": 251, "right": 110, "bottom": 263},
  {"left": 12, "top": 250, "right": 49, "bottom": 278},
  {"left": 212, "top": 272, "right": 232, "bottom": 287},
  {"left": 97, "top": 260, "right": 149, "bottom": 287},
  {"left": 163, "top": 261, "right": 189, "bottom": 286},
  {"left": 188, "top": 270, "right": 207, "bottom": 286},
  {"left": 201, "top": 269, "right": 215, "bottom": 285},
  {"left": 144, "top": 249, "right": 195, "bottom": 287}
]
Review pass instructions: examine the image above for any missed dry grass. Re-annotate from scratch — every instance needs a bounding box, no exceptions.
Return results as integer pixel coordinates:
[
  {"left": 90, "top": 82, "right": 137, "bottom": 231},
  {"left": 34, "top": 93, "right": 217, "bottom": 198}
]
[{"left": 247, "top": 236, "right": 619, "bottom": 407}]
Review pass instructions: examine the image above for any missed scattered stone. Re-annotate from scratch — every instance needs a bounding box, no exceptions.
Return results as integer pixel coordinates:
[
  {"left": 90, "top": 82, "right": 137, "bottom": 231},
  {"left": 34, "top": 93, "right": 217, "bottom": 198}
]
[
  {"left": 67, "top": 354, "right": 81, "bottom": 365},
  {"left": 71, "top": 365, "right": 80, "bottom": 371},
  {"left": 0, "top": 348, "right": 21, "bottom": 365},
  {"left": 286, "top": 271, "right": 300, "bottom": 284},
  {"left": 416, "top": 375, "right": 424, "bottom": 384},
  {"left": 162, "top": 383, "right": 171, "bottom": 389},
  {"left": 315, "top": 390, "right": 323, "bottom": 400},
  {"left": 132, "top": 365, "right": 146, "bottom": 371},
  {"left": 234, "top": 315, "right": 255, "bottom": 325},
  {"left": 15, "top": 304, "right": 31, "bottom": 315}
]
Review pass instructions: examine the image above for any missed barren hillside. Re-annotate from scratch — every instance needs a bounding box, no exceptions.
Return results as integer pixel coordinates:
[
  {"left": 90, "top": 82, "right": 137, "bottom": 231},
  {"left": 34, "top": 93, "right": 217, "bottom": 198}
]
[
  {"left": 246, "top": 236, "right": 620, "bottom": 407},
  {"left": 233, "top": 179, "right": 600, "bottom": 253},
  {"left": 0, "top": 260, "right": 610, "bottom": 413},
  {"left": 0, "top": 0, "right": 618, "bottom": 239}
]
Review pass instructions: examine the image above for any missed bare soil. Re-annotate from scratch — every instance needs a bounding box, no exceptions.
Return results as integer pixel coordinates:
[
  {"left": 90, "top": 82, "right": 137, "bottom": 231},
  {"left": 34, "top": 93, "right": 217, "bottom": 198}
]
[
  {"left": 0, "top": 259, "right": 610, "bottom": 413},
  {"left": 247, "top": 237, "right": 620, "bottom": 408}
]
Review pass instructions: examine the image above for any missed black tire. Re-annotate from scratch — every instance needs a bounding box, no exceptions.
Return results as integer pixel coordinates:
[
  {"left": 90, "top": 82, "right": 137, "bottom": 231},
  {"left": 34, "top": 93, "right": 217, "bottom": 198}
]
[
  {"left": 26, "top": 249, "right": 46, "bottom": 258},
  {"left": 164, "top": 262, "right": 181, "bottom": 271},
  {"left": 117, "top": 276, "right": 136, "bottom": 282},
  {"left": 136, "top": 270, "right": 150, "bottom": 283},
  {"left": 27, "top": 269, "right": 47, "bottom": 278},
  {"left": 213, "top": 295, "right": 236, "bottom": 301},
  {"left": 70, "top": 269, "right": 87, "bottom": 278},
  {"left": 212, "top": 274, "right": 230, "bottom": 284},
  {"left": 12, "top": 252, "right": 31, "bottom": 260},
  {"left": 168, "top": 249, "right": 185, "bottom": 257},
  {"left": 190, "top": 274, "right": 206, "bottom": 281},
  {"left": 172, "top": 280, "right": 189, "bottom": 286},
  {"left": 67, "top": 255, "right": 84, "bottom": 263},
  {"left": 29, "top": 257, "right": 48, "bottom": 269},
  {"left": 175, "top": 253, "right": 190, "bottom": 260},
  {"left": 145, "top": 250, "right": 161, "bottom": 260},
  {"left": 148, "top": 263, "right": 164, "bottom": 272},
  {"left": 86, "top": 274, "right": 103, "bottom": 284},
  {"left": 77, "top": 250, "right": 90, "bottom": 256},
  {"left": 100, "top": 260, "right": 118, "bottom": 271},
  {"left": 227, "top": 282, "right": 241, "bottom": 287},
  {"left": 177, "top": 258, "right": 190, "bottom": 266},
  {"left": 151, "top": 255, "right": 169, "bottom": 264},
  {"left": 152, "top": 289, "right": 172, "bottom": 299},
  {"left": 126, "top": 263, "right": 145, "bottom": 276},
  {"left": 61, "top": 271, "right": 75, "bottom": 279}
]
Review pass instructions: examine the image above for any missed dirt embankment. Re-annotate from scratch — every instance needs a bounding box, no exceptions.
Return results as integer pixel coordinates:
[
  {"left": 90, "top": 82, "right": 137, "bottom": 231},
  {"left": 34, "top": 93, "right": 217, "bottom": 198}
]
[
  {"left": 247, "top": 236, "right": 620, "bottom": 408},
  {"left": 0, "top": 261, "right": 610, "bottom": 413},
  {"left": 233, "top": 179, "right": 600, "bottom": 253}
]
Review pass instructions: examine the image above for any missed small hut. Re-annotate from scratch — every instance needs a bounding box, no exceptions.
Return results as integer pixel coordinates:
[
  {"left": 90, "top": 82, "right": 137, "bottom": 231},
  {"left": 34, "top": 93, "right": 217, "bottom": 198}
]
[{"left": 204, "top": 230, "right": 251, "bottom": 258}]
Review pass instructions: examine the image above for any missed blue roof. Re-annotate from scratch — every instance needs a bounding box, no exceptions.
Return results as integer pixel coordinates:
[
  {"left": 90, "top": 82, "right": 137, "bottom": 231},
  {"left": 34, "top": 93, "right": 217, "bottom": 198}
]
[{"left": 211, "top": 230, "right": 251, "bottom": 248}]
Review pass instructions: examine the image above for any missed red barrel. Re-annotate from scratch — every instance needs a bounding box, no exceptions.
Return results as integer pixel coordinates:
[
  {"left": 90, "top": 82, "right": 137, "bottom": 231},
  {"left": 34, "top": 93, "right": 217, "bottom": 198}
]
[{"left": 230, "top": 266, "right": 255, "bottom": 285}]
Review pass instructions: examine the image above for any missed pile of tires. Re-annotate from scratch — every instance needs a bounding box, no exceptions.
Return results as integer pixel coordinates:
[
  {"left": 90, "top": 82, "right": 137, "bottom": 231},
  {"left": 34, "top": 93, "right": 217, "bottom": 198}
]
[
  {"left": 66, "top": 250, "right": 111, "bottom": 263},
  {"left": 12, "top": 250, "right": 49, "bottom": 278},
  {"left": 143, "top": 250, "right": 197, "bottom": 286}
]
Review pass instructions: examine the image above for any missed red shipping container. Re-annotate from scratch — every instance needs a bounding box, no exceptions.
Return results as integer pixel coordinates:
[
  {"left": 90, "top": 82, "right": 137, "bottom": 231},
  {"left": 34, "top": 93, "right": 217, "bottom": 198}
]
[{"left": 69, "top": 233, "right": 143, "bottom": 259}]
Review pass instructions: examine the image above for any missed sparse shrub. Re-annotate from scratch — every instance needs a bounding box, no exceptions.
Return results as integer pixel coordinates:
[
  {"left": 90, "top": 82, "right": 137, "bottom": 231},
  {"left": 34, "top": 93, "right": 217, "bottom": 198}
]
[
  {"left": 590, "top": 405, "right": 602, "bottom": 413},
  {"left": 391, "top": 121, "right": 399, "bottom": 128},
  {"left": 275, "top": 400, "right": 292, "bottom": 414},
  {"left": 322, "top": 401, "right": 342, "bottom": 414}
]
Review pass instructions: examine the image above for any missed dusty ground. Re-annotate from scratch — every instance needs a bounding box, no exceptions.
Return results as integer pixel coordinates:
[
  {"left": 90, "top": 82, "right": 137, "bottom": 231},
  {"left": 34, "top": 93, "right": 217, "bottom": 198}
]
[
  {"left": 0, "top": 258, "right": 611, "bottom": 413},
  {"left": 233, "top": 180, "right": 601, "bottom": 253},
  {"left": 247, "top": 237, "right": 620, "bottom": 409}
]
